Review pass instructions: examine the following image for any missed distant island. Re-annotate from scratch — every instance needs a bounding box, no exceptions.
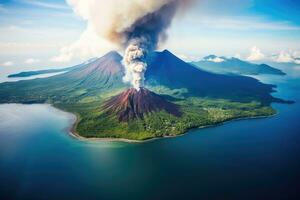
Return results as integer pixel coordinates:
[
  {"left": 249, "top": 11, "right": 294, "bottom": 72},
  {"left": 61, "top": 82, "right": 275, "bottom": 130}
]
[
  {"left": 8, "top": 68, "right": 69, "bottom": 78},
  {"left": 7, "top": 58, "right": 97, "bottom": 78},
  {"left": 0, "top": 50, "right": 292, "bottom": 141},
  {"left": 191, "top": 55, "right": 285, "bottom": 75}
]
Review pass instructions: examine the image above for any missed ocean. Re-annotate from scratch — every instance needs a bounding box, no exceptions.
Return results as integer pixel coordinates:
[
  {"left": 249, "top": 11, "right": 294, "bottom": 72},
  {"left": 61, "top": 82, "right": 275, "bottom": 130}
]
[{"left": 0, "top": 69, "right": 300, "bottom": 200}]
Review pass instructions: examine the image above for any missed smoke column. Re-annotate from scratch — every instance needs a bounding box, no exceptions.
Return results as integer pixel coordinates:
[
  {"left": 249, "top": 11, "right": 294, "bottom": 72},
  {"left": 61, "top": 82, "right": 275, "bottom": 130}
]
[{"left": 67, "top": 0, "right": 193, "bottom": 90}]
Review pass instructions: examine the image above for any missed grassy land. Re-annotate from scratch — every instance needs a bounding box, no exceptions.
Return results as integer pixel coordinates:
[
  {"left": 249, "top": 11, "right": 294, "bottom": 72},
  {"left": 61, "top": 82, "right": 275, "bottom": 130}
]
[
  {"left": 0, "top": 78, "right": 276, "bottom": 141},
  {"left": 55, "top": 94, "right": 275, "bottom": 140}
]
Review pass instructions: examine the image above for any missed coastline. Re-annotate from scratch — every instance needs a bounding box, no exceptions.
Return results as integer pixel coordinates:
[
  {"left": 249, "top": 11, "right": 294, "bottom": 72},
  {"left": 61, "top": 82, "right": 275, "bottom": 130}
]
[
  {"left": 0, "top": 103, "right": 277, "bottom": 143},
  {"left": 64, "top": 108, "right": 143, "bottom": 143},
  {"left": 63, "top": 105, "right": 277, "bottom": 143}
]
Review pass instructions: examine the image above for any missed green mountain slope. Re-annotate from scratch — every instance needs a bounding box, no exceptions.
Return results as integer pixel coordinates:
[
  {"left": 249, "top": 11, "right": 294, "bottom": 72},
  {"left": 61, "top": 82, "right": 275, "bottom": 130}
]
[{"left": 0, "top": 50, "right": 291, "bottom": 140}]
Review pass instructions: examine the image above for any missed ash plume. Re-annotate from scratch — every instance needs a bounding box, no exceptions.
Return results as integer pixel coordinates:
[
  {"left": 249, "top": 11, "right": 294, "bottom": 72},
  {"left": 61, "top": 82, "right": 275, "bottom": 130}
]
[{"left": 67, "top": 0, "right": 193, "bottom": 90}]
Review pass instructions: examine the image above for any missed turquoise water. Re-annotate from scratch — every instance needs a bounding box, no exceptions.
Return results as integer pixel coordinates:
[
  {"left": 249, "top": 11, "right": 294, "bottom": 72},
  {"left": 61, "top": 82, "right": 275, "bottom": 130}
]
[{"left": 0, "top": 74, "right": 300, "bottom": 200}]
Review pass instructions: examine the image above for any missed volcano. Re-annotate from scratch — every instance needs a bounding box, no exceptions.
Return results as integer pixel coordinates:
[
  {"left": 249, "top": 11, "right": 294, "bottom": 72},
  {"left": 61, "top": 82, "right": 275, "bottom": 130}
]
[
  {"left": 0, "top": 49, "right": 292, "bottom": 140},
  {"left": 103, "top": 87, "right": 181, "bottom": 121}
]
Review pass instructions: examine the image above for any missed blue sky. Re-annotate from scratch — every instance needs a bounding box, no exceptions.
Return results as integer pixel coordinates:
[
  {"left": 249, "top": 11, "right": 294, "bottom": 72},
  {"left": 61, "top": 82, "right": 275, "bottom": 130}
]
[{"left": 0, "top": 0, "right": 300, "bottom": 70}]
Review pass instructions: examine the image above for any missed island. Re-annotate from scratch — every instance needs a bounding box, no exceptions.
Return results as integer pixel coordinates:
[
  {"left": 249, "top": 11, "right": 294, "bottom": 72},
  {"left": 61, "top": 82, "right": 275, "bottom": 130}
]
[
  {"left": 0, "top": 50, "right": 291, "bottom": 141},
  {"left": 191, "top": 55, "right": 285, "bottom": 75},
  {"left": 7, "top": 58, "right": 97, "bottom": 78}
]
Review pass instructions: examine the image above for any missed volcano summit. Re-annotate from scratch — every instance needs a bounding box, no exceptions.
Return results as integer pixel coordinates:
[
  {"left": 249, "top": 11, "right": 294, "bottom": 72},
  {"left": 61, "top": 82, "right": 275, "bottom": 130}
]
[{"left": 103, "top": 87, "right": 181, "bottom": 122}]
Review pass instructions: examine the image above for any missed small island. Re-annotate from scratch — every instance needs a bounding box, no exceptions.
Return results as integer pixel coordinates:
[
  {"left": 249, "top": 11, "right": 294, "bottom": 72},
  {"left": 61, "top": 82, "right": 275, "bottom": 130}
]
[
  {"left": 0, "top": 50, "right": 290, "bottom": 141},
  {"left": 191, "top": 55, "right": 285, "bottom": 75}
]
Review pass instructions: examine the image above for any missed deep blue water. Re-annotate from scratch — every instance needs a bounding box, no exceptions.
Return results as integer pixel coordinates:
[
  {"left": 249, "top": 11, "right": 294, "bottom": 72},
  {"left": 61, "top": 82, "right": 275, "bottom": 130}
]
[{"left": 0, "top": 74, "right": 300, "bottom": 200}]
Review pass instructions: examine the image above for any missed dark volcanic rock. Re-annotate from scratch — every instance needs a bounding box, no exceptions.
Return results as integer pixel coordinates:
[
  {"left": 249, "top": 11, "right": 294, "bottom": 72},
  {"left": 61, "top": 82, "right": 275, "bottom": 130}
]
[{"left": 103, "top": 87, "right": 182, "bottom": 121}]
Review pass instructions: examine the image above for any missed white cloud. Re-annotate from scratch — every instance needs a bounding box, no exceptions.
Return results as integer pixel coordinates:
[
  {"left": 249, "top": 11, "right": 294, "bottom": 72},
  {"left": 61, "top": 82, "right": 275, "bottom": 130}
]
[
  {"left": 0, "top": 42, "right": 61, "bottom": 56},
  {"left": 25, "top": 58, "right": 40, "bottom": 64},
  {"left": 51, "top": 25, "right": 117, "bottom": 63},
  {"left": 175, "top": 53, "right": 198, "bottom": 62},
  {"left": 20, "top": 0, "right": 70, "bottom": 10},
  {"left": 0, "top": 25, "right": 81, "bottom": 58},
  {"left": 21, "top": 20, "right": 34, "bottom": 25},
  {"left": 201, "top": 55, "right": 226, "bottom": 63},
  {"left": 275, "top": 51, "right": 294, "bottom": 63},
  {"left": 246, "top": 46, "right": 265, "bottom": 61},
  {"left": 185, "top": 16, "right": 300, "bottom": 31},
  {"left": 273, "top": 50, "right": 300, "bottom": 64},
  {"left": 207, "top": 56, "right": 225, "bottom": 63},
  {"left": 2, "top": 61, "right": 14, "bottom": 66},
  {"left": 234, "top": 53, "right": 241, "bottom": 59}
]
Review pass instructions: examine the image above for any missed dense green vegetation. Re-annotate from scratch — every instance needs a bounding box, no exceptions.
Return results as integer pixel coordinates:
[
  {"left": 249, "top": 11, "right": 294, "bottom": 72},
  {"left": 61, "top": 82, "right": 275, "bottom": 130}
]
[
  {"left": 0, "top": 80, "right": 276, "bottom": 140},
  {"left": 53, "top": 86, "right": 275, "bottom": 140}
]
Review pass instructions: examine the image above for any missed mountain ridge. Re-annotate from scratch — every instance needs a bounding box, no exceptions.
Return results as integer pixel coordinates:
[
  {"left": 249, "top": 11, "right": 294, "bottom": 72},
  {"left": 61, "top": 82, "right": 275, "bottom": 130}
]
[{"left": 191, "top": 55, "right": 285, "bottom": 76}]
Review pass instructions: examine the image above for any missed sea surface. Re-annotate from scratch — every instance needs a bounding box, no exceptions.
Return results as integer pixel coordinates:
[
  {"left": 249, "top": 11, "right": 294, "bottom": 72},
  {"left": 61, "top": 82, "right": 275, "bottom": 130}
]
[{"left": 0, "top": 69, "right": 300, "bottom": 200}]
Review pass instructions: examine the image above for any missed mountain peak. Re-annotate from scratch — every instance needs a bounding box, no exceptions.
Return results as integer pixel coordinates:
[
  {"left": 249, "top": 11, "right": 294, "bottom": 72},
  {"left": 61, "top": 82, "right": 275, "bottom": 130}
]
[
  {"left": 203, "top": 55, "right": 218, "bottom": 60},
  {"left": 162, "top": 49, "right": 172, "bottom": 54},
  {"left": 103, "top": 87, "right": 182, "bottom": 121},
  {"left": 152, "top": 49, "right": 186, "bottom": 64},
  {"left": 66, "top": 50, "right": 124, "bottom": 83},
  {"left": 102, "top": 50, "right": 122, "bottom": 61},
  {"left": 192, "top": 55, "right": 285, "bottom": 76}
]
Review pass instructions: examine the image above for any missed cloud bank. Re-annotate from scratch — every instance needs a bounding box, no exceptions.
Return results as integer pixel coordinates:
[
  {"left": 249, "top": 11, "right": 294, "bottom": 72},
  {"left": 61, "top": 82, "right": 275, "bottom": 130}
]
[
  {"left": 246, "top": 46, "right": 265, "bottom": 61},
  {"left": 273, "top": 50, "right": 300, "bottom": 64},
  {"left": 25, "top": 58, "right": 40, "bottom": 64},
  {"left": 244, "top": 47, "right": 300, "bottom": 64},
  {"left": 2, "top": 61, "right": 14, "bottom": 66}
]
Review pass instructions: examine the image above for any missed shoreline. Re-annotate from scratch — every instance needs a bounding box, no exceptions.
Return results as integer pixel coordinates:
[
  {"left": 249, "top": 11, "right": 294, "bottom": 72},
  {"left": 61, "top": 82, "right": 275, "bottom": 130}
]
[
  {"left": 0, "top": 103, "right": 277, "bottom": 143},
  {"left": 64, "top": 106, "right": 277, "bottom": 143},
  {"left": 63, "top": 108, "right": 144, "bottom": 143}
]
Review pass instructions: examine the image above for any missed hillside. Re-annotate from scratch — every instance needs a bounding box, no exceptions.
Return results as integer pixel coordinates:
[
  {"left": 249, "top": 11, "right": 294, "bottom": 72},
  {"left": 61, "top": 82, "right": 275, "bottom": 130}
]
[
  {"left": 103, "top": 87, "right": 181, "bottom": 121},
  {"left": 0, "top": 51, "right": 127, "bottom": 104},
  {"left": 0, "top": 50, "right": 290, "bottom": 140},
  {"left": 191, "top": 55, "right": 285, "bottom": 76}
]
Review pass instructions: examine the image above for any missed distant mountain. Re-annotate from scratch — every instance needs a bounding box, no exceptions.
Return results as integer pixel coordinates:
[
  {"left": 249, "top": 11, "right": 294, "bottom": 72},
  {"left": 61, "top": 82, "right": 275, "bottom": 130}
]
[
  {"left": 7, "top": 58, "right": 97, "bottom": 78},
  {"left": 191, "top": 55, "right": 285, "bottom": 75},
  {"left": 0, "top": 50, "right": 281, "bottom": 104},
  {"left": 8, "top": 67, "right": 74, "bottom": 78},
  {"left": 0, "top": 50, "right": 292, "bottom": 140},
  {"left": 146, "top": 50, "right": 278, "bottom": 103}
]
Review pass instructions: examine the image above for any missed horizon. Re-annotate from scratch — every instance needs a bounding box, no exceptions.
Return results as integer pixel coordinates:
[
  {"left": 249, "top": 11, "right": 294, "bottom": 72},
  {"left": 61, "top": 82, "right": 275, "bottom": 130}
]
[{"left": 0, "top": 0, "right": 300, "bottom": 70}]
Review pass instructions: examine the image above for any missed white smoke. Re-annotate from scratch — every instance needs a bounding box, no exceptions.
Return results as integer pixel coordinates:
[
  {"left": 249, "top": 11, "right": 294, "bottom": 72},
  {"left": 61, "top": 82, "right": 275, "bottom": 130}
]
[
  {"left": 67, "top": 0, "right": 193, "bottom": 90},
  {"left": 123, "top": 40, "right": 148, "bottom": 89}
]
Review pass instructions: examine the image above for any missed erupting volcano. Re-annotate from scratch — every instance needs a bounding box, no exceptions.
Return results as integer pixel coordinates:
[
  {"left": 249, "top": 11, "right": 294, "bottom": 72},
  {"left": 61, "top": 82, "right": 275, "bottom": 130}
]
[
  {"left": 66, "top": 0, "right": 193, "bottom": 122},
  {"left": 68, "top": 0, "right": 194, "bottom": 90},
  {"left": 0, "top": 0, "right": 291, "bottom": 144},
  {"left": 103, "top": 88, "right": 181, "bottom": 122}
]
